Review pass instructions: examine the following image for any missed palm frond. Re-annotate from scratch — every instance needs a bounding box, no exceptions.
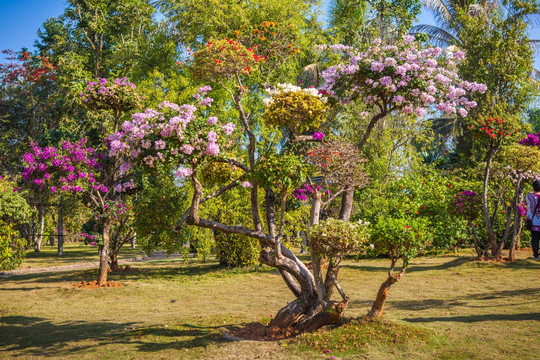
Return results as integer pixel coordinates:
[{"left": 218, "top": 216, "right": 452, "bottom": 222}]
[
  {"left": 529, "top": 68, "right": 540, "bottom": 83},
  {"left": 529, "top": 39, "right": 540, "bottom": 55},
  {"left": 410, "top": 24, "right": 459, "bottom": 47}
]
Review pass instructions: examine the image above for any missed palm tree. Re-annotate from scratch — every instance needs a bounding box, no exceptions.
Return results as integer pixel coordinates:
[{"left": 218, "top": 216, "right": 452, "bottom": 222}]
[{"left": 410, "top": 0, "right": 540, "bottom": 79}]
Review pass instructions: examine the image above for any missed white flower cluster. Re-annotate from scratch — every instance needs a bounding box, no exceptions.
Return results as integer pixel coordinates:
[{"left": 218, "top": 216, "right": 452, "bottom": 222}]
[{"left": 263, "top": 83, "right": 327, "bottom": 106}]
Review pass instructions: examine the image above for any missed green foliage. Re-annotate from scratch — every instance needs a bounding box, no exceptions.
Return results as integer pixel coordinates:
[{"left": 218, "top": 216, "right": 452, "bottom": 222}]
[
  {"left": 254, "top": 153, "right": 310, "bottom": 190},
  {"left": 500, "top": 144, "right": 540, "bottom": 174},
  {"left": 0, "top": 225, "right": 26, "bottom": 271},
  {"left": 306, "top": 218, "right": 370, "bottom": 260},
  {"left": 0, "top": 178, "right": 31, "bottom": 225},
  {"left": 371, "top": 216, "right": 430, "bottom": 266},
  {"left": 263, "top": 90, "right": 328, "bottom": 134},
  {"left": 133, "top": 170, "right": 190, "bottom": 255},
  {"left": 215, "top": 232, "right": 259, "bottom": 267},
  {"left": 357, "top": 166, "right": 467, "bottom": 251}
]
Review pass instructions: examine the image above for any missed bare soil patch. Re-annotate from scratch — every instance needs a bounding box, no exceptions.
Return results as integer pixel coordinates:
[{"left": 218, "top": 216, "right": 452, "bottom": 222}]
[
  {"left": 229, "top": 322, "right": 297, "bottom": 341},
  {"left": 73, "top": 280, "right": 125, "bottom": 289}
]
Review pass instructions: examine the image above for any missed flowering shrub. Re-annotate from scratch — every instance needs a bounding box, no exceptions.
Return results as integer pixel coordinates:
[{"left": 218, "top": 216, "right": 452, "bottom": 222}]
[
  {"left": 468, "top": 116, "right": 520, "bottom": 143},
  {"left": 191, "top": 38, "right": 264, "bottom": 82},
  {"left": 262, "top": 83, "right": 328, "bottom": 134},
  {"left": 108, "top": 86, "right": 236, "bottom": 179},
  {"left": 81, "top": 77, "right": 142, "bottom": 113},
  {"left": 306, "top": 218, "right": 370, "bottom": 260},
  {"left": 21, "top": 139, "right": 106, "bottom": 194},
  {"left": 519, "top": 131, "right": 540, "bottom": 148},
  {"left": 319, "top": 35, "right": 485, "bottom": 116},
  {"left": 450, "top": 190, "right": 481, "bottom": 221},
  {"left": 234, "top": 21, "right": 300, "bottom": 62},
  {"left": 81, "top": 232, "right": 101, "bottom": 246},
  {"left": 371, "top": 217, "right": 430, "bottom": 266}
]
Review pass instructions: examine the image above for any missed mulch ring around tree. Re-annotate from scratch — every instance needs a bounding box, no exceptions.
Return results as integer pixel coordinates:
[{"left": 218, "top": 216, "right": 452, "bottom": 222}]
[
  {"left": 73, "top": 280, "right": 125, "bottom": 289},
  {"left": 110, "top": 265, "right": 135, "bottom": 273},
  {"left": 225, "top": 322, "right": 298, "bottom": 341},
  {"left": 471, "top": 257, "right": 514, "bottom": 262}
]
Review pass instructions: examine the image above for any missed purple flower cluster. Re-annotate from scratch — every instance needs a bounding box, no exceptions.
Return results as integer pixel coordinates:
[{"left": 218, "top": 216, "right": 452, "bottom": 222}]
[
  {"left": 21, "top": 139, "right": 107, "bottom": 194},
  {"left": 453, "top": 190, "right": 479, "bottom": 219},
  {"left": 80, "top": 77, "right": 140, "bottom": 111},
  {"left": 313, "top": 132, "right": 325, "bottom": 141},
  {"left": 518, "top": 132, "right": 540, "bottom": 147},
  {"left": 108, "top": 86, "right": 237, "bottom": 179},
  {"left": 293, "top": 183, "right": 331, "bottom": 201},
  {"left": 319, "top": 35, "right": 485, "bottom": 118}
]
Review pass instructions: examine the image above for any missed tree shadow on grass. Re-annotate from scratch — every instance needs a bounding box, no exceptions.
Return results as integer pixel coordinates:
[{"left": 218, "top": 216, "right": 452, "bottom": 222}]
[
  {"left": 342, "top": 257, "right": 469, "bottom": 274},
  {"left": 0, "top": 315, "right": 242, "bottom": 357},
  {"left": 0, "top": 315, "right": 138, "bottom": 357},
  {"left": 382, "top": 287, "right": 540, "bottom": 312},
  {"left": 110, "top": 322, "right": 239, "bottom": 353},
  {"left": 404, "top": 312, "right": 540, "bottom": 323},
  {"left": 1, "top": 261, "right": 277, "bottom": 286}
]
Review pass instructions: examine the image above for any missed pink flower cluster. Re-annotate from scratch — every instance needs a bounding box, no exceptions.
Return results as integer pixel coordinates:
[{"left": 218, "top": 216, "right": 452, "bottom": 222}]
[
  {"left": 21, "top": 139, "right": 107, "bottom": 194},
  {"left": 108, "top": 86, "right": 237, "bottom": 179},
  {"left": 319, "top": 36, "right": 485, "bottom": 117}
]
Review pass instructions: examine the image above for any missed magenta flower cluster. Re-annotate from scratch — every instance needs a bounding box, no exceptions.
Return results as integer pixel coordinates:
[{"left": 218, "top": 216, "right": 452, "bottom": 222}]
[
  {"left": 313, "top": 132, "right": 325, "bottom": 141},
  {"left": 518, "top": 132, "right": 540, "bottom": 147},
  {"left": 453, "top": 190, "right": 479, "bottom": 219},
  {"left": 21, "top": 139, "right": 107, "bottom": 193},
  {"left": 293, "top": 183, "right": 331, "bottom": 201},
  {"left": 319, "top": 35, "right": 486, "bottom": 117},
  {"left": 108, "top": 86, "right": 237, "bottom": 179}
]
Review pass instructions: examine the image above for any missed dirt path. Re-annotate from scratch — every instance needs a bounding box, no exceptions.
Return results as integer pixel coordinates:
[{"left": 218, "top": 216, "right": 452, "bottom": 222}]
[{"left": 0, "top": 251, "right": 186, "bottom": 278}]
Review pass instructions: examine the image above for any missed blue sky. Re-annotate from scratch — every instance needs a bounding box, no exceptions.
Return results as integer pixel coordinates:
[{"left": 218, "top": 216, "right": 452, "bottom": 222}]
[{"left": 0, "top": 0, "right": 539, "bottom": 69}]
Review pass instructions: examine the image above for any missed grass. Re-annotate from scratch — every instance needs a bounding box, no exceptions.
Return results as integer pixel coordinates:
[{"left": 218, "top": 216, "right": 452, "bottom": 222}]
[
  {"left": 0, "top": 249, "right": 539, "bottom": 359},
  {"left": 19, "top": 242, "right": 146, "bottom": 269}
]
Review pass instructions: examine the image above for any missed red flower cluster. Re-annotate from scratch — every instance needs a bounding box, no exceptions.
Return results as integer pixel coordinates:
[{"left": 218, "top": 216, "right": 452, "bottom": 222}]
[
  {"left": 469, "top": 117, "right": 515, "bottom": 139},
  {"left": 0, "top": 49, "right": 55, "bottom": 84}
]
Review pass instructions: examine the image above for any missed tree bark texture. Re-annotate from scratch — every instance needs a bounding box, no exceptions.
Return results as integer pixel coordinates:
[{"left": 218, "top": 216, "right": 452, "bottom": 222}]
[
  {"left": 97, "top": 221, "right": 111, "bottom": 286},
  {"left": 367, "top": 271, "right": 403, "bottom": 319},
  {"left": 34, "top": 205, "right": 44, "bottom": 252},
  {"left": 57, "top": 200, "right": 63, "bottom": 256}
]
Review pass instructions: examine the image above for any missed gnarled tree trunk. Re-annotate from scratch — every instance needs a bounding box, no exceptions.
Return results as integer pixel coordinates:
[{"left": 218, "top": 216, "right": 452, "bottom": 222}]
[{"left": 367, "top": 265, "right": 405, "bottom": 319}]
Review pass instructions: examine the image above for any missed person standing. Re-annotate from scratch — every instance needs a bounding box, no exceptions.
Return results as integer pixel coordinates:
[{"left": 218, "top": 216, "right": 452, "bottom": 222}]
[{"left": 525, "top": 179, "right": 540, "bottom": 260}]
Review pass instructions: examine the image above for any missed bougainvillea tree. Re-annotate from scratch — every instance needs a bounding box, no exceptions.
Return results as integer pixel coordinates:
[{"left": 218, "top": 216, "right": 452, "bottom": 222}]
[
  {"left": 466, "top": 115, "right": 527, "bottom": 259},
  {"left": 21, "top": 77, "right": 141, "bottom": 285},
  {"left": 108, "top": 26, "right": 378, "bottom": 333},
  {"left": 318, "top": 35, "right": 486, "bottom": 221}
]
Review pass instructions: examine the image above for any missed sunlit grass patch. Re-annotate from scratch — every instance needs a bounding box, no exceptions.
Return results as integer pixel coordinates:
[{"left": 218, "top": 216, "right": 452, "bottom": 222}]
[{"left": 292, "top": 317, "right": 436, "bottom": 357}]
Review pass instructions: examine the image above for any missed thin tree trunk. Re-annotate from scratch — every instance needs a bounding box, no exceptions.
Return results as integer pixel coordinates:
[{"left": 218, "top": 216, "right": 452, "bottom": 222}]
[
  {"left": 339, "top": 186, "right": 354, "bottom": 221},
  {"left": 482, "top": 149, "right": 498, "bottom": 256},
  {"left": 508, "top": 182, "right": 525, "bottom": 261},
  {"left": 97, "top": 221, "right": 111, "bottom": 286},
  {"left": 468, "top": 220, "right": 483, "bottom": 258},
  {"left": 57, "top": 200, "right": 63, "bottom": 256},
  {"left": 34, "top": 206, "right": 44, "bottom": 252},
  {"left": 31, "top": 206, "right": 37, "bottom": 249},
  {"left": 109, "top": 252, "right": 119, "bottom": 271}
]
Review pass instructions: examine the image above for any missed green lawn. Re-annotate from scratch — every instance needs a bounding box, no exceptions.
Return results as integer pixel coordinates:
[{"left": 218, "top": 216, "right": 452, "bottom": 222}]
[
  {"left": 0, "top": 250, "right": 539, "bottom": 359},
  {"left": 20, "top": 242, "right": 146, "bottom": 269}
]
